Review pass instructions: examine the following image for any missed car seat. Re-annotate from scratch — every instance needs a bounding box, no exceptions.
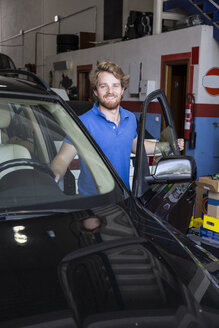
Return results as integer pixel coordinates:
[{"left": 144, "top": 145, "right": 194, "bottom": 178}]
[
  {"left": 0, "top": 104, "right": 32, "bottom": 179},
  {"left": 6, "top": 104, "right": 34, "bottom": 156}
]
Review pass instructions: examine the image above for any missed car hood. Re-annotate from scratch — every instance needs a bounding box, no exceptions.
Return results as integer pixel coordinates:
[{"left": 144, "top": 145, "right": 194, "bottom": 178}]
[{"left": 0, "top": 202, "right": 218, "bottom": 327}]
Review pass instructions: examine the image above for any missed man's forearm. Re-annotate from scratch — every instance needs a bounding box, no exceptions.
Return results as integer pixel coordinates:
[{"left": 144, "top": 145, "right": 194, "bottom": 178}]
[
  {"left": 51, "top": 141, "right": 78, "bottom": 182},
  {"left": 51, "top": 157, "right": 68, "bottom": 182},
  {"left": 144, "top": 140, "right": 156, "bottom": 155}
]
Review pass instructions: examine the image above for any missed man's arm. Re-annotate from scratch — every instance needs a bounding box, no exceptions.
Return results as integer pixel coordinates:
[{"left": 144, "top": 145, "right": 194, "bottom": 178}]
[
  {"left": 132, "top": 137, "right": 156, "bottom": 155},
  {"left": 51, "top": 141, "right": 77, "bottom": 182},
  {"left": 132, "top": 137, "right": 184, "bottom": 155}
]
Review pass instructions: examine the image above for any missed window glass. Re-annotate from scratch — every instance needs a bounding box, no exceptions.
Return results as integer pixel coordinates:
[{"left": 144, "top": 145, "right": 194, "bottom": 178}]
[
  {"left": 0, "top": 98, "right": 117, "bottom": 211},
  {"left": 0, "top": 54, "right": 16, "bottom": 69},
  {"left": 144, "top": 99, "right": 179, "bottom": 175}
]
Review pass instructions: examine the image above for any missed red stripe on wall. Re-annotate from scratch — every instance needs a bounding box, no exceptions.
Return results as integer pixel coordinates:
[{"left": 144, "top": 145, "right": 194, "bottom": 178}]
[
  {"left": 121, "top": 101, "right": 142, "bottom": 112},
  {"left": 195, "top": 104, "right": 219, "bottom": 117},
  {"left": 189, "top": 65, "right": 194, "bottom": 94},
  {"left": 121, "top": 101, "right": 162, "bottom": 114},
  {"left": 192, "top": 47, "right": 199, "bottom": 65},
  {"left": 161, "top": 52, "right": 191, "bottom": 62},
  {"left": 121, "top": 101, "right": 218, "bottom": 117}
]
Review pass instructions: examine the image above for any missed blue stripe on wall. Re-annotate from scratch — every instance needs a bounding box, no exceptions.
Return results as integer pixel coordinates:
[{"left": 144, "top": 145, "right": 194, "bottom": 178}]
[
  {"left": 186, "top": 117, "right": 219, "bottom": 178},
  {"left": 134, "top": 112, "right": 161, "bottom": 139},
  {"left": 134, "top": 114, "right": 219, "bottom": 179}
]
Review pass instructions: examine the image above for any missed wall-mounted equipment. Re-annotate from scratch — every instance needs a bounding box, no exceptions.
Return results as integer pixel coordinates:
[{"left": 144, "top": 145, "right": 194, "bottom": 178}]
[
  {"left": 123, "top": 11, "right": 153, "bottom": 41},
  {"left": 139, "top": 80, "right": 156, "bottom": 101},
  {"left": 53, "top": 60, "right": 71, "bottom": 71},
  {"left": 129, "top": 63, "right": 141, "bottom": 94}
]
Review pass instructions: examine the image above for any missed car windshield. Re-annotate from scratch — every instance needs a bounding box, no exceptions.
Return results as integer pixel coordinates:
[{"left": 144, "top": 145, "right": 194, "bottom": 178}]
[{"left": 0, "top": 97, "right": 121, "bottom": 212}]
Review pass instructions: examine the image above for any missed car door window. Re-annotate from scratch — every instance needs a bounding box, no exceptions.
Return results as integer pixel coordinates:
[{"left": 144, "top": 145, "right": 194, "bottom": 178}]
[
  {"left": 133, "top": 89, "right": 180, "bottom": 194},
  {"left": 132, "top": 89, "right": 196, "bottom": 233}
]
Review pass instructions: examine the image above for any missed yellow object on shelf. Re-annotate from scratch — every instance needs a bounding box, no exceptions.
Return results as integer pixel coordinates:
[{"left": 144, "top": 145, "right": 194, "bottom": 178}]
[
  {"left": 189, "top": 216, "right": 203, "bottom": 228},
  {"left": 203, "top": 215, "right": 219, "bottom": 233}
]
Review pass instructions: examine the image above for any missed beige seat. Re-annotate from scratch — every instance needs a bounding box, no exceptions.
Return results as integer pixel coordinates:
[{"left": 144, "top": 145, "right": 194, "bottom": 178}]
[{"left": 0, "top": 104, "right": 32, "bottom": 179}]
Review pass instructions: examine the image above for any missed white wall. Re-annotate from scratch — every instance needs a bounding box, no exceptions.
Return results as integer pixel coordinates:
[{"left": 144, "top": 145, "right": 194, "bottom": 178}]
[
  {"left": 0, "top": 0, "right": 43, "bottom": 69},
  {"left": 197, "top": 25, "right": 219, "bottom": 104},
  {"left": 0, "top": 0, "right": 218, "bottom": 106},
  {"left": 0, "top": 0, "right": 104, "bottom": 75},
  {"left": 0, "top": 0, "right": 154, "bottom": 77},
  {"left": 45, "top": 25, "right": 218, "bottom": 105}
]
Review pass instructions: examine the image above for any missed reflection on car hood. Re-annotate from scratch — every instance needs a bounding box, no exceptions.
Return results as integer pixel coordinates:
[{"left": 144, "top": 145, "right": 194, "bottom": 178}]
[{"left": 0, "top": 202, "right": 218, "bottom": 327}]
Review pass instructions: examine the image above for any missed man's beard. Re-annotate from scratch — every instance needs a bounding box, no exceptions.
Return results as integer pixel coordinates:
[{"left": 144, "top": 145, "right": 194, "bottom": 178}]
[{"left": 99, "top": 94, "right": 122, "bottom": 110}]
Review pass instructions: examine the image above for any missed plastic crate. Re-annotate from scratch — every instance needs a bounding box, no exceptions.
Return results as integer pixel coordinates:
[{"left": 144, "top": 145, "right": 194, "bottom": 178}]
[
  {"left": 203, "top": 215, "right": 219, "bottom": 233},
  {"left": 200, "top": 226, "right": 219, "bottom": 243}
]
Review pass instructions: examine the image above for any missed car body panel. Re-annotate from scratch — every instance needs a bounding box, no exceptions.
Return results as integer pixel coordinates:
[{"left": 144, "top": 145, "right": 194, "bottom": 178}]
[
  {"left": 0, "top": 71, "right": 218, "bottom": 327},
  {"left": 0, "top": 201, "right": 218, "bottom": 327}
]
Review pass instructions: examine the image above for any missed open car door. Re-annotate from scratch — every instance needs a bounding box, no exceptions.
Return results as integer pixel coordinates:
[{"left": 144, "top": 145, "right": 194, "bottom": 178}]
[{"left": 132, "top": 89, "right": 197, "bottom": 234}]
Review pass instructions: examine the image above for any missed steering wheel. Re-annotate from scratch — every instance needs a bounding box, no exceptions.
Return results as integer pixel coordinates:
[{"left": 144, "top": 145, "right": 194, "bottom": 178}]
[{"left": 0, "top": 158, "right": 55, "bottom": 178}]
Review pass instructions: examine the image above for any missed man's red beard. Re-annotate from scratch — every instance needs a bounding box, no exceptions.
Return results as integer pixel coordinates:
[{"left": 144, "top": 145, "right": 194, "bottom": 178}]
[{"left": 99, "top": 94, "right": 122, "bottom": 110}]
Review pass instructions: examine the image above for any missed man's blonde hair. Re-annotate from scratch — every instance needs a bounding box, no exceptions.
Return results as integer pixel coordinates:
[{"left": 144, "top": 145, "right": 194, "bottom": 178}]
[{"left": 89, "top": 61, "right": 129, "bottom": 91}]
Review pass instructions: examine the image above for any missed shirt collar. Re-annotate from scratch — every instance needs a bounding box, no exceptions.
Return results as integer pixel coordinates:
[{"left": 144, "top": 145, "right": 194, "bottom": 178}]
[{"left": 92, "top": 103, "right": 129, "bottom": 121}]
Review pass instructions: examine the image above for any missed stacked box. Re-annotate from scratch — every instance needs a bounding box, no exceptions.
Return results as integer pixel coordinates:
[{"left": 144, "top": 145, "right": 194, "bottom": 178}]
[
  {"left": 208, "top": 191, "right": 219, "bottom": 218},
  {"left": 196, "top": 176, "right": 219, "bottom": 218},
  {"left": 196, "top": 176, "right": 219, "bottom": 193},
  {"left": 193, "top": 185, "right": 208, "bottom": 219},
  {"left": 196, "top": 176, "right": 219, "bottom": 239},
  {"left": 203, "top": 215, "right": 219, "bottom": 233},
  {"left": 200, "top": 226, "right": 219, "bottom": 244}
]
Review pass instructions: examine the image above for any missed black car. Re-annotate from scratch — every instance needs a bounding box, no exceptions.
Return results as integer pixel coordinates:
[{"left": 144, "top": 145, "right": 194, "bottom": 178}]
[
  {"left": 0, "top": 53, "right": 16, "bottom": 70},
  {"left": 0, "top": 69, "right": 218, "bottom": 328}
]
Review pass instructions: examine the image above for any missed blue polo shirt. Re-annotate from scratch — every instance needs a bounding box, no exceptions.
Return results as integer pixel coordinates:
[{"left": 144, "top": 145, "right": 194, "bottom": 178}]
[{"left": 66, "top": 103, "right": 137, "bottom": 194}]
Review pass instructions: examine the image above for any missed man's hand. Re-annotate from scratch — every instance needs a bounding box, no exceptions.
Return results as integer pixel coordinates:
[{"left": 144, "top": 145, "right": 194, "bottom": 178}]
[
  {"left": 51, "top": 141, "right": 78, "bottom": 182},
  {"left": 177, "top": 138, "right": 184, "bottom": 151},
  {"left": 132, "top": 137, "right": 185, "bottom": 155}
]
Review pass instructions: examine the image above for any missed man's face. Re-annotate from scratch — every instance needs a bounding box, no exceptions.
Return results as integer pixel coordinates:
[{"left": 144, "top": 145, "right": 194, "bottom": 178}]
[{"left": 94, "top": 72, "right": 125, "bottom": 110}]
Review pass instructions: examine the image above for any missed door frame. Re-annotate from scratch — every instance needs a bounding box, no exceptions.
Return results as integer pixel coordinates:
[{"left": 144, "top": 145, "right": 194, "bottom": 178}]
[
  {"left": 160, "top": 52, "right": 193, "bottom": 99},
  {"left": 160, "top": 52, "right": 194, "bottom": 142},
  {"left": 77, "top": 64, "right": 93, "bottom": 101}
]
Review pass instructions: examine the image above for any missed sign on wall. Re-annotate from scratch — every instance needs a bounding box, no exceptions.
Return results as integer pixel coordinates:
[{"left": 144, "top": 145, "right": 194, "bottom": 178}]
[{"left": 202, "top": 67, "right": 219, "bottom": 96}]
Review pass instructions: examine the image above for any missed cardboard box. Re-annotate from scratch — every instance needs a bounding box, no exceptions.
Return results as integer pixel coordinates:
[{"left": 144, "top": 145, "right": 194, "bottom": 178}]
[
  {"left": 193, "top": 185, "right": 208, "bottom": 219},
  {"left": 196, "top": 176, "right": 219, "bottom": 218},
  {"left": 203, "top": 215, "right": 219, "bottom": 233},
  {"left": 208, "top": 191, "right": 219, "bottom": 218},
  {"left": 196, "top": 176, "right": 219, "bottom": 193}
]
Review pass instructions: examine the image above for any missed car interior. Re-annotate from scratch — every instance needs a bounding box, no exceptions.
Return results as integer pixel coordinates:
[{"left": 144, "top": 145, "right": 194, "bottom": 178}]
[
  {"left": 0, "top": 98, "right": 117, "bottom": 211},
  {"left": 0, "top": 104, "right": 32, "bottom": 179}
]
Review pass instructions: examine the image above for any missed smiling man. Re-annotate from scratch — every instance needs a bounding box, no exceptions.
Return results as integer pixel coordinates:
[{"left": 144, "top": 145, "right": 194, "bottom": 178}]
[
  {"left": 77, "top": 62, "right": 139, "bottom": 190},
  {"left": 51, "top": 61, "right": 184, "bottom": 192}
]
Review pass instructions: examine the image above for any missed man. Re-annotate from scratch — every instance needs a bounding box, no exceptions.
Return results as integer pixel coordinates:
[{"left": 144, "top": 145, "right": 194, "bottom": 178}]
[{"left": 51, "top": 61, "right": 184, "bottom": 191}]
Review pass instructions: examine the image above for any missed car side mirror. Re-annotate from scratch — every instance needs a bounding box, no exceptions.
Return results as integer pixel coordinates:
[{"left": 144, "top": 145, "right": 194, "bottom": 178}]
[{"left": 145, "top": 156, "right": 197, "bottom": 184}]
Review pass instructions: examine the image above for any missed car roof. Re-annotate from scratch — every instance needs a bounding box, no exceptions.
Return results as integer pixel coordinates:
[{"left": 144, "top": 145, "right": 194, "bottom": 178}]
[
  {"left": 0, "top": 70, "right": 53, "bottom": 96},
  {"left": 0, "top": 75, "right": 50, "bottom": 95}
]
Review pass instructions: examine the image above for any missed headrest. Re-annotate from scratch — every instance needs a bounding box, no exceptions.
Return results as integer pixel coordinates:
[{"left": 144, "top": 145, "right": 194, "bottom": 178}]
[{"left": 0, "top": 104, "right": 11, "bottom": 128}]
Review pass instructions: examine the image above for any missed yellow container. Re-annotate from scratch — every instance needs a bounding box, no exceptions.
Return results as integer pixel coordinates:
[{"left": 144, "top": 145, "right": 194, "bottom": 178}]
[
  {"left": 189, "top": 217, "right": 203, "bottom": 228},
  {"left": 203, "top": 215, "right": 219, "bottom": 233}
]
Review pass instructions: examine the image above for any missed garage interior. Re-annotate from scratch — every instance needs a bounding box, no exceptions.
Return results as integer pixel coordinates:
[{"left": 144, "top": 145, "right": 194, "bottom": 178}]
[{"left": 0, "top": 0, "right": 218, "bottom": 253}]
